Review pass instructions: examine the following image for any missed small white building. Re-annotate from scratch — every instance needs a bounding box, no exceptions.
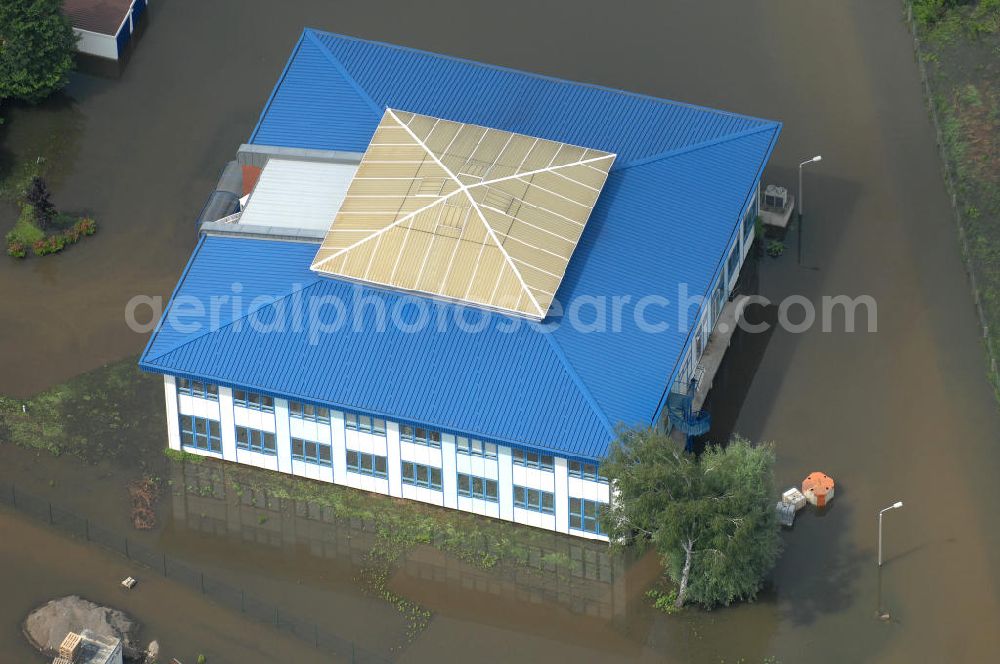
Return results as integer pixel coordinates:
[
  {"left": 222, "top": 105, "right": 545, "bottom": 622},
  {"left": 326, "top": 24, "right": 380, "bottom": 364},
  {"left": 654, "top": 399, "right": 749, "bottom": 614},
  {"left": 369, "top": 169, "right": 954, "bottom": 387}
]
[
  {"left": 63, "top": 0, "right": 148, "bottom": 61},
  {"left": 140, "top": 29, "right": 780, "bottom": 541}
]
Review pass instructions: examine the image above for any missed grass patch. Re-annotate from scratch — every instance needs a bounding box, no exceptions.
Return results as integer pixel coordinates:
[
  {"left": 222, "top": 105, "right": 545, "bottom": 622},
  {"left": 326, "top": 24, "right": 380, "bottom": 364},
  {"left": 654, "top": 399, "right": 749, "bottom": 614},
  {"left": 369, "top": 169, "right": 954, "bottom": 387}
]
[
  {"left": 909, "top": 0, "right": 1000, "bottom": 398},
  {"left": 5, "top": 201, "right": 97, "bottom": 258},
  {"left": 9, "top": 203, "right": 44, "bottom": 243},
  {"left": 0, "top": 357, "right": 166, "bottom": 466}
]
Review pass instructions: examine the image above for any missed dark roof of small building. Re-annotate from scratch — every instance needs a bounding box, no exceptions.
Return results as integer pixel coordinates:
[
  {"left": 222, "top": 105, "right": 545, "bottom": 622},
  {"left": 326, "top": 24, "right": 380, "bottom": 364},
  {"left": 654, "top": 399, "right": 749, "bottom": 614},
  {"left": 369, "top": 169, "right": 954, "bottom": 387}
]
[{"left": 63, "top": 0, "right": 133, "bottom": 36}]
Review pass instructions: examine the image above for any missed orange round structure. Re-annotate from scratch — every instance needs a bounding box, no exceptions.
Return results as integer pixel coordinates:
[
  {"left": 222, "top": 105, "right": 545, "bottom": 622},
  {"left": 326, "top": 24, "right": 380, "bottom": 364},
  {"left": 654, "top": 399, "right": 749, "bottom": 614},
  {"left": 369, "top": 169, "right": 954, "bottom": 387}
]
[{"left": 801, "top": 472, "right": 835, "bottom": 507}]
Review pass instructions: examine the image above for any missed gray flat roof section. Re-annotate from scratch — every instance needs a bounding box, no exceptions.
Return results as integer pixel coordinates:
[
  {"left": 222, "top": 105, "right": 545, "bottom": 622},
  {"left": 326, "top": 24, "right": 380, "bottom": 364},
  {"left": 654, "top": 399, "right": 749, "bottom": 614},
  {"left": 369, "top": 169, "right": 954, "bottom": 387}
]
[{"left": 238, "top": 158, "right": 360, "bottom": 233}]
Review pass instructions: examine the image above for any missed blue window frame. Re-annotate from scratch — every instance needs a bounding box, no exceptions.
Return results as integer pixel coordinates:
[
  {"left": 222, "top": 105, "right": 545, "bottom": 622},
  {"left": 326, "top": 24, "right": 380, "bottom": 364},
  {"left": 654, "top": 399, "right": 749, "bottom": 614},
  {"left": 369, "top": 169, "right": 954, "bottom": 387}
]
[
  {"left": 457, "top": 473, "right": 498, "bottom": 502},
  {"left": 345, "top": 413, "right": 386, "bottom": 436},
  {"left": 346, "top": 450, "right": 387, "bottom": 478},
  {"left": 290, "top": 401, "right": 330, "bottom": 424},
  {"left": 568, "top": 460, "right": 608, "bottom": 483},
  {"left": 569, "top": 498, "right": 605, "bottom": 535},
  {"left": 235, "top": 426, "right": 276, "bottom": 455},
  {"left": 513, "top": 485, "right": 554, "bottom": 514},
  {"left": 399, "top": 424, "right": 441, "bottom": 449},
  {"left": 456, "top": 436, "right": 497, "bottom": 459},
  {"left": 291, "top": 437, "right": 332, "bottom": 466},
  {"left": 512, "top": 449, "right": 554, "bottom": 472},
  {"left": 401, "top": 461, "right": 442, "bottom": 490},
  {"left": 179, "top": 415, "right": 221, "bottom": 453},
  {"left": 177, "top": 378, "right": 218, "bottom": 401},
  {"left": 233, "top": 389, "right": 274, "bottom": 413}
]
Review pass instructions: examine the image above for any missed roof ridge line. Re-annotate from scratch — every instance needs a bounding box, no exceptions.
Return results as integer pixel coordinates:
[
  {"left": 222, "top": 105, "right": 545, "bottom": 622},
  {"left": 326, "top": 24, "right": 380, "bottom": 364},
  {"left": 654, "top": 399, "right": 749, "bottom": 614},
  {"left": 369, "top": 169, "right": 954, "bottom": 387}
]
[
  {"left": 303, "top": 29, "right": 384, "bottom": 120},
  {"left": 249, "top": 33, "right": 307, "bottom": 144},
  {"left": 144, "top": 277, "right": 324, "bottom": 365},
  {"left": 649, "top": 122, "right": 782, "bottom": 426},
  {"left": 612, "top": 122, "right": 781, "bottom": 172},
  {"left": 140, "top": 234, "right": 208, "bottom": 363},
  {"left": 302, "top": 28, "right": 777, "bottom": 128},
  {"left": 540, "top": 332, "right": 616, "bottom": 439}
]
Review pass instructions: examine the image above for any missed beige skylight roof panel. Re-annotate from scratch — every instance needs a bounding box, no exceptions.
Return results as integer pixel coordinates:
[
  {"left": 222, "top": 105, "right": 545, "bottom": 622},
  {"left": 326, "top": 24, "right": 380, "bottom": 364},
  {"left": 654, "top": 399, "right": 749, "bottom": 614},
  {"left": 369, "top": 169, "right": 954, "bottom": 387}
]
[{"left": 311, "top": 109, "right": 615, "bottom": 319}]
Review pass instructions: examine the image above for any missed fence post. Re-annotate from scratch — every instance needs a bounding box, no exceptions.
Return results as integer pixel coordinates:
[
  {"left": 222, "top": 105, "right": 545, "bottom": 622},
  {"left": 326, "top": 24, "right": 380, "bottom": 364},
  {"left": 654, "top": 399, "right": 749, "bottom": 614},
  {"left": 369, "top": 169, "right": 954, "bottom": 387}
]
[
  {"left": 200, "top": 572, "right": 205, "bottom": 594},
  {"left": 274, "top": 607, "right": 279, "bottom": 627},
  {"left": 84, "top": 519, "right": 89, "bottom": 542},
  {"left": 10, "top": 484, "right": 15, "bottom": 507},
  {"left": 124, "top": 537, "right": 129, "bottom": 559},
  {"left": 241, "top": 590, "right": 245, "bottom": 613},
  {"left": 48, "top": 502, "right": 53, "bottom": 525},
  {"left": 314, "top": 623, "right": 319, "bottom": 648},
  {"left": 162, "top": 553, "right": 167, "bottom": 576}
]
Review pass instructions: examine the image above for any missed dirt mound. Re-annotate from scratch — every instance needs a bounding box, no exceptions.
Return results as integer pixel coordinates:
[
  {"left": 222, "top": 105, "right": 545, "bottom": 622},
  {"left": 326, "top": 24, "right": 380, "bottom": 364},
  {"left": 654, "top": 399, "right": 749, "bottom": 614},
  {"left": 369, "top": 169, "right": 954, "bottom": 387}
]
[{"left": 23, "top": 595, "right": 140, "bottom": 657}]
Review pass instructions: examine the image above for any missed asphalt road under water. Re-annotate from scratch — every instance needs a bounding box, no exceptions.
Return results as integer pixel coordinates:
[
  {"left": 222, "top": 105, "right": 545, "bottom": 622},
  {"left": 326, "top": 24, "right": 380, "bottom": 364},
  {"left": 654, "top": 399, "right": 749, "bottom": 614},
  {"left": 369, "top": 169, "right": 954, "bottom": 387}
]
[{"left": 1, "top": 0, "right": 999, "bottom": 662}]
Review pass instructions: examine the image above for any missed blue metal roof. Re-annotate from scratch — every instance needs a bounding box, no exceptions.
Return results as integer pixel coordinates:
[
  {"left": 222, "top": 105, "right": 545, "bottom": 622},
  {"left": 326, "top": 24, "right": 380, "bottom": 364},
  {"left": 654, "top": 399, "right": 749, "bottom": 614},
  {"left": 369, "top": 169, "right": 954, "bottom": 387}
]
[{"left": 141, "top": 29, "right": 781, "bottom": 460}]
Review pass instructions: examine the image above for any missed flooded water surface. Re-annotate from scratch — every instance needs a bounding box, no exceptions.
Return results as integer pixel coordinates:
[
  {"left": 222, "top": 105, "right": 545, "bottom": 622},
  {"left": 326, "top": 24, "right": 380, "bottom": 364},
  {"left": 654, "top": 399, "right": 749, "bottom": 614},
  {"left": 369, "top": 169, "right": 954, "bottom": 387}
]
[{"left": 2, "top": 0, "right": 1000, "bottom": 662}]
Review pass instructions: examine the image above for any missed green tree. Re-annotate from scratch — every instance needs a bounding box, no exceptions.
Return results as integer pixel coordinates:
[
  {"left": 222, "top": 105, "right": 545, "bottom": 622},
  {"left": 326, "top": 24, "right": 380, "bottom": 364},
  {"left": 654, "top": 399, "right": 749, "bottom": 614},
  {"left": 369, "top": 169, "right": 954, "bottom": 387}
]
[
  {"left": 25, "top": 175, "right": 55, "bottom": 229},
  {"left": 601, "top": 429, "right": 780, "bottom": 608},
  {"left": 0, "top": 0, "right": 77, "bottom": 104}
]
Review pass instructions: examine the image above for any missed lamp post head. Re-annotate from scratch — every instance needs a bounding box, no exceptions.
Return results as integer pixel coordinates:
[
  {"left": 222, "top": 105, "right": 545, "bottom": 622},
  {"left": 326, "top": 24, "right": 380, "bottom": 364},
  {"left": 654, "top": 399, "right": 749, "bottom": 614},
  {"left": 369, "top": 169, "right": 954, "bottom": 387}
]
[
  {"left": 812, "top": 155, "right": 823, "bottom": 162},
  {"left": 893, "top": 501, "right": 903, "bottom": 509}
]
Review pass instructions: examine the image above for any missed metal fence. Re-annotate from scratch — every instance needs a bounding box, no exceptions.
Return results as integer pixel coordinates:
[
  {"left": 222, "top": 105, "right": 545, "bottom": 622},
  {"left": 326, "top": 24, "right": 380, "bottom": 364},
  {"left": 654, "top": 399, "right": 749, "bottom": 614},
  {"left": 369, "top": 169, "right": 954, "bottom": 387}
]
[{"left": 0, "top": 481, "right": 390, "bottom": 664}]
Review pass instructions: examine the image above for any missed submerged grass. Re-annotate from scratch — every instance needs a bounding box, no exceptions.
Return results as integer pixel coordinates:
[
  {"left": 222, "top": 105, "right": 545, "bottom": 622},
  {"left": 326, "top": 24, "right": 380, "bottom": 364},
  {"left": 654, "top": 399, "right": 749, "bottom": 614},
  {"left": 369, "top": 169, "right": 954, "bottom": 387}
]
[
  {"left": 213, "top": 460, "right": 576, "bottom": 645},
  {"left": 907, "top": 0, "right": 1000, "bottom": 398},
  {"left": 2, "top": 357, "right": 588, "bottom": 644},
  {"left": 0, "top": 357, "right": 166, "bottom": 466}
]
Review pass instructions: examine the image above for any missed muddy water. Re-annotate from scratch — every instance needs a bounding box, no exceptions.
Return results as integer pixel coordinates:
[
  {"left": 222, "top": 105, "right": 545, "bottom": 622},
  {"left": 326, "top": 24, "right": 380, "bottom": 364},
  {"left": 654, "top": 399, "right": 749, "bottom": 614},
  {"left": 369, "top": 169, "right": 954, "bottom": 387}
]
[
  {"left": 2, "top": 0, "right": 1000, "bottom": 662},
  {"left": 0, "top": 509, "right": 335, "bottom": 664}
]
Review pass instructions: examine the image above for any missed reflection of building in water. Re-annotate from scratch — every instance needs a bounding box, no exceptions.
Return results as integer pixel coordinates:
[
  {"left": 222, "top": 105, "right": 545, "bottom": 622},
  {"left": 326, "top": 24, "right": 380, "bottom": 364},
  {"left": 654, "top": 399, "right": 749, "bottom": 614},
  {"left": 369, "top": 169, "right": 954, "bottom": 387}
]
[{"left": 170, "top": 462, "right": 635, "bottom": 622}]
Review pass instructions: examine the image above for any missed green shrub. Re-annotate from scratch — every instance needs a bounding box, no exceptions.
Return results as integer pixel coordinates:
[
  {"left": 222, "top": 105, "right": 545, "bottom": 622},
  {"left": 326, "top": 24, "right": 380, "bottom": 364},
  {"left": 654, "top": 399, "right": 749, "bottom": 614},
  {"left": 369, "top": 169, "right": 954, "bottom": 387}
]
[
  {"left": 6, "top": 239, "right": 26, "bottom": 258},
  {"left": 76, "top": 217, "right": 97, "bottom": 235},
  {"left": 766, "top": 240, "right": 785, "bottom": 257}
]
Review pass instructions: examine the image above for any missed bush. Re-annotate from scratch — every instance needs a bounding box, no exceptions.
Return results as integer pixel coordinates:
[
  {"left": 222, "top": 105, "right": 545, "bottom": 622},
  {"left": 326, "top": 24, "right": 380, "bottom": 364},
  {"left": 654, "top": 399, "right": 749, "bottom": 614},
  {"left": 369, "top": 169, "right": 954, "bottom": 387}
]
[
  {"left": 32, "top": 234, "right": 66, "bottom": 256},
  {"left": 6, "top": 239, "right": 26, "bottom": 258},
  {"left": 76, "top": 217, "right": 97, "bottom": 235},
  {"left": 11, "top": 213, "right": 98, "bottom": 258}
]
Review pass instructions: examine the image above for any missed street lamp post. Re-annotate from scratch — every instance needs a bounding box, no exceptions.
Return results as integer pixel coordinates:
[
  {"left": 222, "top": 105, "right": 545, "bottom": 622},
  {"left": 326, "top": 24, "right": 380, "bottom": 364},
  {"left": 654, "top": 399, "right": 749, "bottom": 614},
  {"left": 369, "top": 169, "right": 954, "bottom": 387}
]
[
  {"left": 797, "top": 155, "right": 822, "bottom": 266},
  {"left": 877, "top": 501, "right": 904, "bottom": 567}
]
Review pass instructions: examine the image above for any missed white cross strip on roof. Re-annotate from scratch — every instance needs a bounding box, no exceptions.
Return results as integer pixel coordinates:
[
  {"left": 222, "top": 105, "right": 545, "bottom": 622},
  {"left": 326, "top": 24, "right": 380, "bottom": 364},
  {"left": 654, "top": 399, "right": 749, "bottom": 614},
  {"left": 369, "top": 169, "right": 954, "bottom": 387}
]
[{"left": 310, "top": 109, "right": 616, "bottom": 319}]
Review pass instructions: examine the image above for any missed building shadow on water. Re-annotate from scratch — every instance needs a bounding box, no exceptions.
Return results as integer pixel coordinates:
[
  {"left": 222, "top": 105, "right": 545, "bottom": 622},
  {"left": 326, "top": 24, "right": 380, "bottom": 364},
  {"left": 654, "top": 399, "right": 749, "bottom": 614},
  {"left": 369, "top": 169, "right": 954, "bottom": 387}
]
[
  {"left": 710, "top": 170, "right": 863, "bottom": 445},
  {"left": 695, "top": 295, "right": 779, "bottom": 450}
]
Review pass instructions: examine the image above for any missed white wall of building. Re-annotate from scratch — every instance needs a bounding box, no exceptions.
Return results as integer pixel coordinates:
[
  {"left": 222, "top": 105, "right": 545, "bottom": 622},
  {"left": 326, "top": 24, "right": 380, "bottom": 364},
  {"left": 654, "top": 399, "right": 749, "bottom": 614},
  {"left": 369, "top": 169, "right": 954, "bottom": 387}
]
[
  {"left": 163, "top": 376, "right": 180, "bottom": 451},
  {"left": 74, "top": 28, "right": 119, "bottom": 60},
  {"left": 169, "top": 378, "right": 610, "bottom": 541},
  {"left": 218, "top": 387, "right": 237, "bottom": 460}
]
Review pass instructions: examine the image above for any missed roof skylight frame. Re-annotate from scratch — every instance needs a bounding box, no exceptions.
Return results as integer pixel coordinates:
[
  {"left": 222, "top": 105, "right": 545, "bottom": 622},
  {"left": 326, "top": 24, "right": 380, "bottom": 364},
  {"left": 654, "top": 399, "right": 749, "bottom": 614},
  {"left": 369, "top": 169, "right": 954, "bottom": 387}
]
[{"left": 310, "top": 109, "right": 615, "bottom": 319}]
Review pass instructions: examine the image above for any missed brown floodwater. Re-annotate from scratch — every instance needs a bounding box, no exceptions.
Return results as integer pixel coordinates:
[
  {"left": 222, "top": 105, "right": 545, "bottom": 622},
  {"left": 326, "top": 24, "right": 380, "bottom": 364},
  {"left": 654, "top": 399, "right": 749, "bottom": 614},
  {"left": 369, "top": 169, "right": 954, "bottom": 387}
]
[{"left": 2, "top": 0, "right": 1000, "bottom": 662}]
